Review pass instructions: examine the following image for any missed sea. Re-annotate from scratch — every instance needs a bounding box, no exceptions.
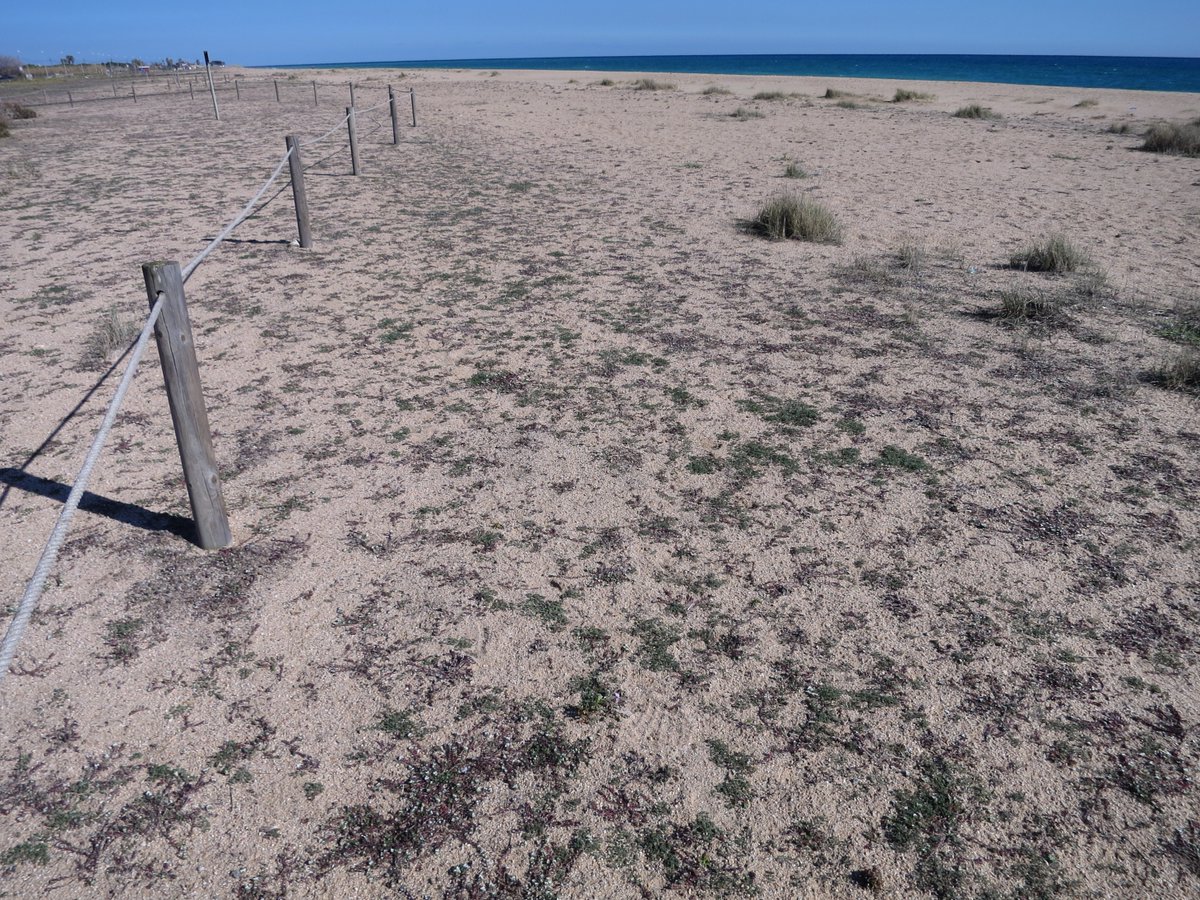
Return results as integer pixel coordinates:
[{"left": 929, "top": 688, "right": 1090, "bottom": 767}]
[{"left": 270, "top": 54, "right": 1200, "bottom": 93}]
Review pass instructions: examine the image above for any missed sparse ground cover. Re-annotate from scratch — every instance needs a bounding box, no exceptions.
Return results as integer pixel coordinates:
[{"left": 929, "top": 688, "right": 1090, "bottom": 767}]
[{"left": 0, "top": 70, "right": 1198, "bottom": 899}]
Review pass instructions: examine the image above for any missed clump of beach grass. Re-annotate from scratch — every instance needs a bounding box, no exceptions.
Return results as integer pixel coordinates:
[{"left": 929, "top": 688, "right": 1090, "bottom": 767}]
[
  {"left": 751, "top": 193, "right": 843, "bottom": 244},
  {"left": 702, "top": 85, "right": 732, "bottom": 95},
  {"left": 1010, "top": 234, "right": 1090, "bottom": 274},
  {"left": 836, "top": 100, "right": 868, "bottom": 110},
  {"left": 1149, "top": 350, "right": 1200, "bottom": 393},
  {"left": 783, "top": 160, "right": 807, "bottom": 179},
  {"left": 1073, "top": 99, "right": 1099, "bottom": 108},
  {"left": 632, "top": 78, "right": 675, "bottom": 91},
  {"left": 753, "top": 91, "right": 788, "bottom": 101},
  {"left": 953, "top": 104, "right": 1001, "bottom": 120},
  {"left": 896, "top": 239, "right": 926, "bottom": 272},
  {"left": 0, "top": 119, "right": 8, "bottom": 139},
  {"left": 730, "top": 107, "right": 765, "bottom": 120},
  {"left": 1140, "top": 119, "right": 1200, "bottom": 157},
  {"left": 894, "top": 89, "right": 934, "bottom": 102},
  {"left": 999, "top": 285, "right": 1062, "bottom": 321},
  {"left": 1106, "top": 122, "right": 1133, "bottom": 134},
  {"left": 823, "top": 88, "right": 853, "bottom": 99},
  {"left": 2, "top": 102, "right": 37, "bottom": 120},
  {"left": 81, "top": 308, "right": 140, "bottom": 370}
]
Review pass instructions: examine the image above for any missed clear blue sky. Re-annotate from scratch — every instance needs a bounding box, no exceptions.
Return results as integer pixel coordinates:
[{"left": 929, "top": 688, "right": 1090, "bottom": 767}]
[{"left": 6, "top": 1, "right": 1198, "bottom": 65}]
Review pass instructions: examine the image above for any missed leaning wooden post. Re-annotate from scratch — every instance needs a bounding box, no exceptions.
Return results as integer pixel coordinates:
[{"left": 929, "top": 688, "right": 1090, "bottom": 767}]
[
  {"left": 189, "top": 79, "right": 195, "bottom": 101},
  {"left": 141, "top": 261, "right": 233, "bottom": 550},
  {"left": 388, "top": 85, "right": 400, "bottom": 144},
  {"left": 285, "top": 136, "right": 312, "bottom": 248},
  {"left": 111, "top": 80, "right": 118, "bottom": 98},
  {"left": 346, "top": 106, "right": 361, "bottom": 175},
  {"left": 274, "top": 79, "right": 280, "bottom": 102},
  {"left": 203, "top": 51, "right": 220, "bottom": 121},
  {"left": 312, "top": 80, "right": 318, "bottom": 106},
  {"left": 349, "top": 81, "right": 355, "bottom": 107},
  {"left": 132, "top": 82, "right": 137, "bottom": 103},
  {"left": 67, "top": 90, "right": 73, "bottom": 108},
  {"left": 410, "top": 88, "right": 417, "bottom": 127},
  {"left": 235, "top": 80, "right": 240, "bottom": 100}
]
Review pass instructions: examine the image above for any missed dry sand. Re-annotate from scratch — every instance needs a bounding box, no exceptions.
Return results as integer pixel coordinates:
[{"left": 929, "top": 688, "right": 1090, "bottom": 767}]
[{"left": 1, "top": 66, "right": 1198, "bottom": 898}]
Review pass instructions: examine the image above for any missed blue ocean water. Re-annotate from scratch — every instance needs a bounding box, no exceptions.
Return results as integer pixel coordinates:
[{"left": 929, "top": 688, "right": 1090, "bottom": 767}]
[{"left": 270, "top": 54, "right": 1200, "bottom": 93}]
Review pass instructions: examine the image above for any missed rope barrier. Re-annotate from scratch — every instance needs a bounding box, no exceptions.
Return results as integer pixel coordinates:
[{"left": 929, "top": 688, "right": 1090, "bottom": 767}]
[
  {"left": 0, "top": 294, "right": 165, "bottom": 683},
  {"left": 300, "top": 111, "right": 353, "bottom": 149}
]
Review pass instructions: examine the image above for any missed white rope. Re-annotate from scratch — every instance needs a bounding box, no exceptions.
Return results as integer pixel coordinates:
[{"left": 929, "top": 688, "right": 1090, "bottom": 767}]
[
  {"left": 181, "top": 146, "right": 295, "bottom": 282},
  {"left": 301, "top": 112, "right": 352, "bottom": 148},
  {"left": 0, "top": 295, "right": 165, "bottom": 683}
]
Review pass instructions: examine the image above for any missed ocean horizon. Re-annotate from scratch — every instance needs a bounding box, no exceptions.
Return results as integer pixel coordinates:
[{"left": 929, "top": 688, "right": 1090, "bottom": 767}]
[{"left": 265, "top": 53, "right": 1200, "bottom": 93}]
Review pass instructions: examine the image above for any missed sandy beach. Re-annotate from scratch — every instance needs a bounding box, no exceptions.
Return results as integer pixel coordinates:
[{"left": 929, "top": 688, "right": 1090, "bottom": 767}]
[{"left": 1, "top": 65, "right": 1198, "bottom": 897}]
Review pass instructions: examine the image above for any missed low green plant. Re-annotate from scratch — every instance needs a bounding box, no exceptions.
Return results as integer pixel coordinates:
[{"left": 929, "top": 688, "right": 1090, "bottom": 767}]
[
  {"left": 1149, "top": 350, "right": 1200, "bottom": 393},
  {"left": 823, "top": 88, "right": 853, "bottom": 99},
  {"left": 1073, "top": 99, "right": 1099, "bottom": 108},
  {"left": 751, "top": 193, "right": 843, "bottom": 244},
  {"left": 897, "top": 239, "right": 926, "bottom": 272},
  {"left": 701, "top": 85, "right": 732, "bottom": 95},
  {"left": 953, "top": 104, "right": 1001, "bottom": 120},
  {"left": 2, "top": 102, "right": 37, "bottom": 120},
  {"left": 730, "top": 106, "right": 764, "bottom": 120},
  {"left": 836, "top": 99, "right": 867, "bottom": 109},
  {"left": 783, "top": 160, "right": 806, "bottom": 179},
  {"left": 999, "top": 285, "right": 1061, "bottom": 321},
  {"left": 1106, "top": 122, "right": 1133, "bottom": 134},
  {"left": 1140, "top": 119, "right": 1200, "bottom": 157},
  {"left": 753, "top": 91, "right": 787, "bottom": 101},
  {"left": 1010, "top": 234, "right": 1089, "bottom": 274},
  {"left": 894, "top": 88, "right": 934, "bottom": 102}
]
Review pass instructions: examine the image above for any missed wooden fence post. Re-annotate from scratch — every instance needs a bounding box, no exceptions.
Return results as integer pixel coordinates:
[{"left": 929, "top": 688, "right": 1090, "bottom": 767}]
[
  {"left": 235, "top": 80, "right": 240, "bottom": 100},
  {"left": 67, "top": 90, "right": 73, "bottom": 108},
  {"left": 141, "top": 261, "right": 232, "bottom": 550},
  {"left": 132, "top": 83, "right": 137, "bottom": 104},
  {"left": 285, "top": 136, "right": 312, "bottom": 248},
  {"left": 347, "top": 106, "right": 361, "bottom": 175},
  {"left": 204, "top": 54, "right": 220, "bottom": 121},
  {"left": 312, "top": 80, "right": 318, "bottom": 106},
  {"left": 410, "top": 88, "right": 417, "bottom": 127},
  {"left": 349, "top": 81, "right": 355, "bottom": 107},
  {"left": 388, "top": 85, "right": 399, "bottom": 145},
  {"left": 274, "top": 79, "right": 280, "bottom": 102},
  {"left": 111, "top": 81, "right": 118, "bottom": 97},
  {"left": 189, "top": 79, "right": 195, "bottom": 101}
]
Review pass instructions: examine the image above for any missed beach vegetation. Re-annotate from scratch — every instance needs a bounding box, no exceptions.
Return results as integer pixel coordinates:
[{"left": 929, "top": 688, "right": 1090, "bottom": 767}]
[
  {"left": 1160, "top": 296, "right": 1200, "bottom": 346},
  {"left": 1073, "top": 99, "right": 1099, "bottom": 108},
  {"left": 81, "top": 308, "right": 140, "bottom": 370},
  {"left": 751, "top": 193, "right": 843, "bottom": 244},
  {"left": 1009, "top": 234, "right": 1089, "bottom": 274},
  {"left": 730, "top": 107, "right": 764, "bottom": 120},
  {"left": 752, "top": 91, "right": 788, "bottom": 101},
  {"left": 701, "top": 85, "right": 732, "bottom": 95},
  {"left": 897, "top": 239, "right": 926, "bottom": 272},
  {"left": 0, "top": 119, "right": 8, "bottom": 139},
  {"left": 595, "top": 78, "right": 615, "bottom": 86},
  {"left": 1140, "top": 119, "right": 1200, "bottom": 157},
  {"left": 1148, "top": 350, "right": 1200, "bottom": 393},
  {"left": 783, "top": 160, "right": 806, "bottom": 179},
  {"left": 631, "top": 78, "right": 675, "bottom": 91},
  {"left": 2, "top": 102, "right": 37, "bottom": 120},
  {"left": 894, "top": 88, "right": 935, "bottom": 102},
  {"left": 998, "top": 285, "right": 1062, "bottom": 321},
  {"left": 823, "top": 88, "right": 853, "bottom": 99},
  {"left": 836, "top": 99, "right": 868, "bottom": 109},
  {"left": 953, "top": 104, "right": 1001, "bottom": 120},
  {"left": 1106, "top": 122, "right": 1133, "bottom": 134}
]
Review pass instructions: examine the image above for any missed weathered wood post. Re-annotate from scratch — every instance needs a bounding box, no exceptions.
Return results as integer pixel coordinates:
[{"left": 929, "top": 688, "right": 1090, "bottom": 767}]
[
  {"left": 346, "top": 107, "right": 361, "bottom": 175},
  {"left": 189, "top": 79, "right": 195, "bottom": 101},
  {"left": 67, "top": 90, "right": 73, "bottom": 108},
  {"left": 112, "top": 80, "right": 118, "bottom": 97},
  {"left": 312, "top": 80, "right": 318, "bottom": 106},
  {"left": 274, "top": 79, "right": 280, "bottom": 102},
  {"left": 132, "top": 82, "right": 137, "bottom": 103},
  {"left": 410, "top": 88, "right": 417, "bottom": 127},
  {"left": 203, "top": 51, "right": 220, "bottom": 121},
  {"left": 141, "top": 261, "right": 233, "bottom": 550},
  {"left": 285, "top": 136, "right": 312, "bottom": 249},
  {"left": 388, "top": 85, "right": 399, "bottom": 144},
  {"left": 349, "top": 81, "right": 355, "bottom": 107},
  {"left": 235, "top": 80, "right": 240, "bottom": 100}
]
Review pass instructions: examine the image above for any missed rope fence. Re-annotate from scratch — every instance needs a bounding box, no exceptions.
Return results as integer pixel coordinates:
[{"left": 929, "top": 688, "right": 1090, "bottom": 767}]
[{"left": 0, "top": 86, "right": 417, "bottom": 684}]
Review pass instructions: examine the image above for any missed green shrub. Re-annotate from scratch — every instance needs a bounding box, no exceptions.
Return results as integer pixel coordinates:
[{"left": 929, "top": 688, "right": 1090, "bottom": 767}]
[
  {"left": 953, "top": 104, "right": 1001, "bottom": 120},
  {"left": 702, "top": 85, "right": 732, "bottom": 95},
  {"left": 783, "top": 160, "right": 806, "bottom": 179},
  {"left": 632, "top": 78, "right": 675, "bottom": 91},
  {"left": 836, "top": 100, "right": 867, "bottom": 110},
  {"left": 596, "top": 78, "right": 615, "bottom": 87},
  {"left": 752, "top": 193, "right": 843, "bottom": 244},
  {"left": 894, "top": 89, "right": 934, "bottom": 102},
  {"left": 730, "top": 107, "right": 764, "bottom": 120},
  {"left": 1009, "top": 234, "right": 1089, "bottom": 274},
  {"left": 823, "top": 88, "right": 852, "bottom": 99},
  {"left": 1140, "top": 120, "right": 1200, "bottom": 157},
  {"left": 753, "top": 91, "right": 787, "bottom": 101}
]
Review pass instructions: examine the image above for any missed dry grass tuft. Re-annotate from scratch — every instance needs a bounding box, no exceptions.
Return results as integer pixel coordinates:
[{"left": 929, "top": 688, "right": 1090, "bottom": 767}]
[
  {"left": 823, "top": 88, "right": 853, "bottom": 99},
  {"left": 999, "top": 285, "right": 1062, "bottom": 321},
  {"left": 631, "top": 78, "right": 676, "bottom": 92},
  {"left": 701, "top": 85, "right": 732, "bottom": 96},
  {"left": 1073, "top": 99, "right": 1099, "bottom": 108},
  {"left": 2, "top": 102, "right": 37, "bottom": 120},
  {"left": 1140, "top": 119, "right": 1200, "bottom": 157},
  {"left": 730, "top": 107, "right": 765, "bottom": 121},
  {"left": 783, "top": 160, "right": 807, "bottom": 179},
  {"left": 953, "top": 104, "right": 1001, "bottom": 120},
  {"left": 894, "top": 89, "right": 935, "bottom": 102},
  {"left": 751, "top": 193, "right": 843, "bottom": 244},
  {"left": 1149, "top": 350, "right": 1200, "bottom": 393},
  {"left": 81, "top": 308, "right": 141, "bottom": 370},
  {"left": 1010, "top": 234, "right": 1090, "bottom": 274},
  {"left": 753, "top": 91, "right": 788, "bottom": 101}
]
